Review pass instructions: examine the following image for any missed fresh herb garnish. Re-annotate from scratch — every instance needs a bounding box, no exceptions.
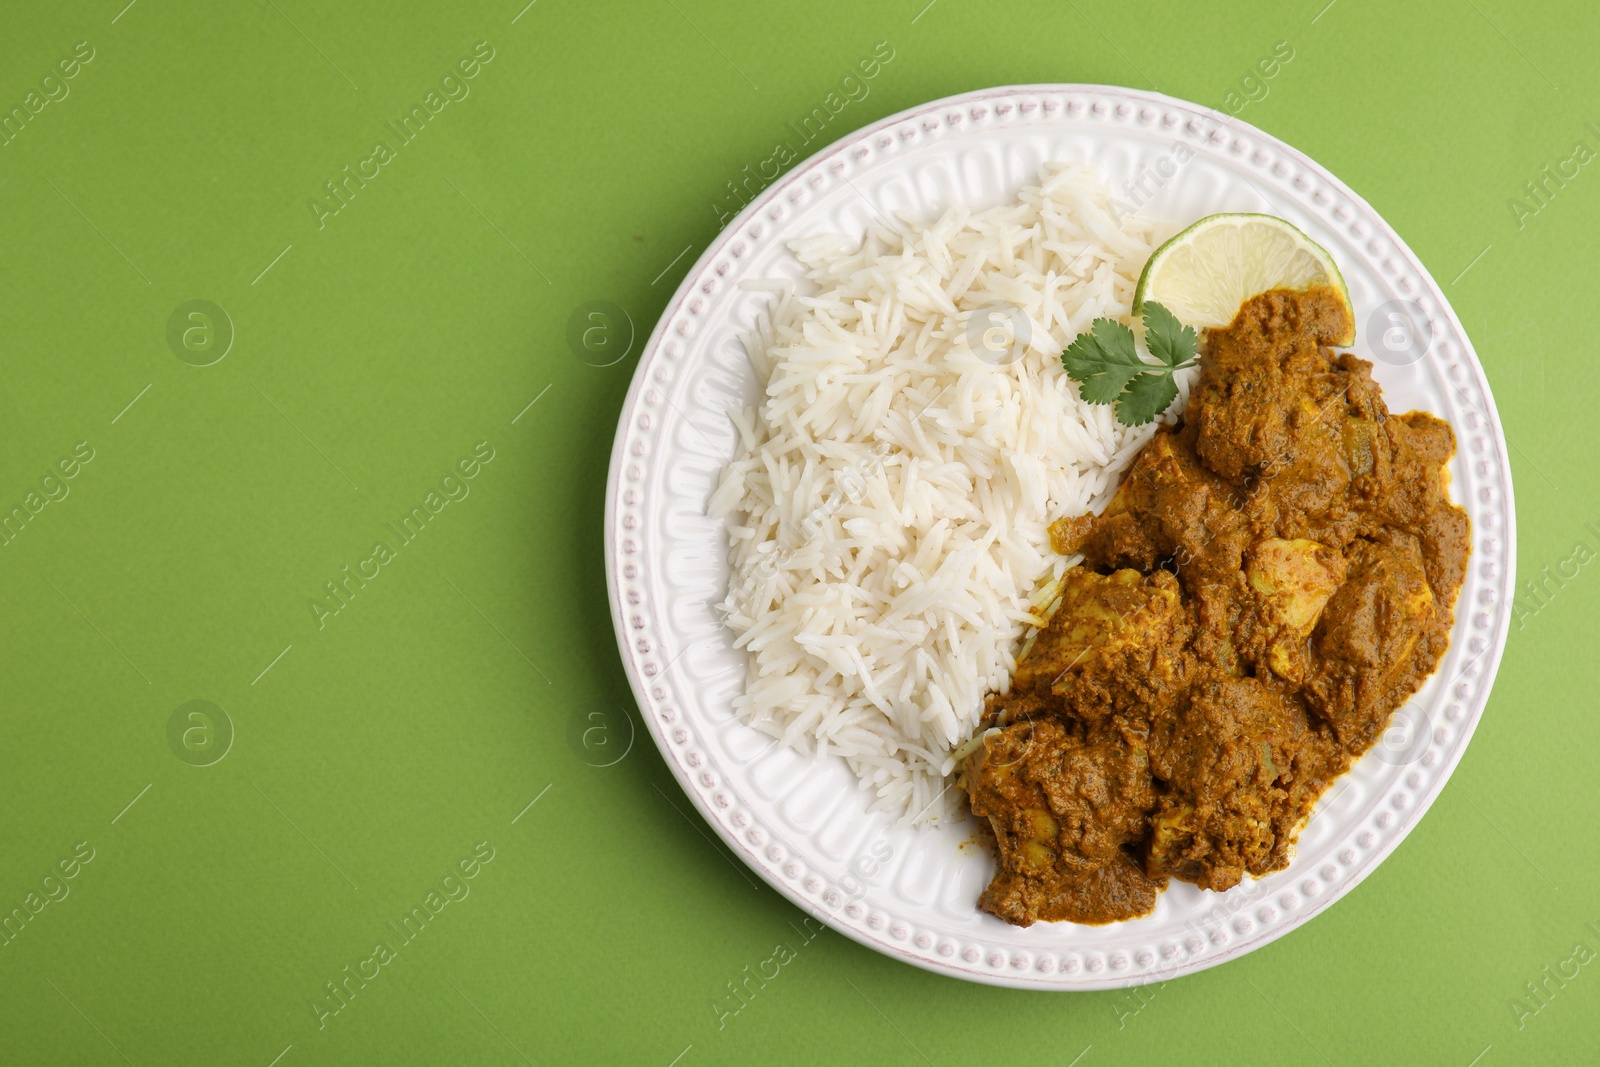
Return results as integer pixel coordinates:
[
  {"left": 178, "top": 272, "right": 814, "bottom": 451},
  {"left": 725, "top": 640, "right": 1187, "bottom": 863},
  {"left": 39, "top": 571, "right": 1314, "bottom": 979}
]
[{"left": 1061, "top": 301, "right": 1197, "bottom": 426}]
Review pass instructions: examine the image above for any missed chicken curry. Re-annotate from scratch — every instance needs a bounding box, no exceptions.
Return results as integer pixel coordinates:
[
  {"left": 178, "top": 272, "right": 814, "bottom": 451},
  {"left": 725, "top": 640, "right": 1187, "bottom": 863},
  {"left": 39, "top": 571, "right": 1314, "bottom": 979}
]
[{"left": 963, "top": 286, "right": 1470, "bottom": 926}]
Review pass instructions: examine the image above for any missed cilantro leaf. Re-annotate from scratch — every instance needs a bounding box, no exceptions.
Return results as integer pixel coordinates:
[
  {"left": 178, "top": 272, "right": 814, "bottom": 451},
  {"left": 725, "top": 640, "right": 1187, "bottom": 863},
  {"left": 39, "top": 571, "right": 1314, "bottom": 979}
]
[
  {"left": 1061, "top": 318, "right": 1146, "bottom": 403},
  {"left": 1058, "top": 302, "right": 1199, "bottom": 426},
  {"left": 1116, "top": 366, "right": 1180, "bottom": 426},
  {"left": 1141, "top": 300, "right": 1198, "bottom": 369}
]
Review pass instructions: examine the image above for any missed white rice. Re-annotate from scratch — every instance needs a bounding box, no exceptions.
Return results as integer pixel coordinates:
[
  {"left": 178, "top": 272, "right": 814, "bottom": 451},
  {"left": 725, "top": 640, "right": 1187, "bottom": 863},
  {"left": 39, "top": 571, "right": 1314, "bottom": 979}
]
[{"left": 709, "top": 163, "right": 1194, "bottom": 822}]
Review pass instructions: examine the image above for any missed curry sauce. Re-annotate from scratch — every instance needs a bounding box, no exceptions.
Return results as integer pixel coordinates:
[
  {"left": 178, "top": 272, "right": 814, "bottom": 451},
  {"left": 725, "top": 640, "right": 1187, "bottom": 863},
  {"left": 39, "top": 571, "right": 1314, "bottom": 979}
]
[{"left": 963, "top": 287, "right": 1470, "bottom": 926}]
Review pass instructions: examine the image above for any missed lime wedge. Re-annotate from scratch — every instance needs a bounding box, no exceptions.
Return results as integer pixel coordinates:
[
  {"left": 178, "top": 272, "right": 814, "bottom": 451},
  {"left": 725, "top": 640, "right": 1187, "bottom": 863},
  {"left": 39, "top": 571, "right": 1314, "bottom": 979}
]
[{"left": 1133, "top": 214, "right": 1353, "bottom": 344}]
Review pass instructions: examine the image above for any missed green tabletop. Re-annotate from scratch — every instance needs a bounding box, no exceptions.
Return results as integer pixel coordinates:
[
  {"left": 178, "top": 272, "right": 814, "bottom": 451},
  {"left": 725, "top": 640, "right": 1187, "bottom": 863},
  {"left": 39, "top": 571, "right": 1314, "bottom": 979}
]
[{"left": 2, "top": 1, "right": 1596, "bottom": 1064}]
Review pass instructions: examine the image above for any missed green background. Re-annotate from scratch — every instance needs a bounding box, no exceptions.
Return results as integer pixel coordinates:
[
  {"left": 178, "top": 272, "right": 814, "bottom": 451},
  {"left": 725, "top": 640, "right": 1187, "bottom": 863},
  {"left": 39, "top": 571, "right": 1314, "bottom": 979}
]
[{"left": 1, "top": 0, "right": 1595, "bottom": 1063}]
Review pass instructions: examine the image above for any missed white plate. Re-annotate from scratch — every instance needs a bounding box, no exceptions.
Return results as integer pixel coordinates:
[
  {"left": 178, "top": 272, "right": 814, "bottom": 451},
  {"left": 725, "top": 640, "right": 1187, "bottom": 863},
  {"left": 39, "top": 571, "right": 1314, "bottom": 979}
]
[{"left": 604, "top": 85, "right": 1515, "bottom": 989}]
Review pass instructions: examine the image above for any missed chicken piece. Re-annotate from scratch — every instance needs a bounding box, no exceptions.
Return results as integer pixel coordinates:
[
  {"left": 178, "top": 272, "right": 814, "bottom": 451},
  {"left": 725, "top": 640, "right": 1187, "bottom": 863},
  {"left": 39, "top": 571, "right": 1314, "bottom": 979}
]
[
  {"left": 1304, "top": 533, "right": 1435, "bottom": 752},
  {"left": 1080, "top": 430, "right": 1244, "bottom": 573},
  {"left": 1245, "top": 537, "right": 1348, "bottom": 683},
  {"left": 1247, "top": 538, "right": 1347, "bottom": 631},
  {"left": 1012, "top": 568, "right": 1188, "bottom": 721},
  {"left": 1381, "top": 411, "right": 1471, "bottom": 606},
  {"left": 1189, "top": 287, "right": 1355, "bottom": 485},
  {"left": 1259, "top": 394, "right": 1357, "bottom": 526},
  {"left": 1018, "top": 569, "right": 1178, "bottom": 683},
  {"left": 964, "top": 719, "right": 1165, "bottom": 926},
  {"left": 1145, "top": 676, "right": 1345, "bottom": 890}
]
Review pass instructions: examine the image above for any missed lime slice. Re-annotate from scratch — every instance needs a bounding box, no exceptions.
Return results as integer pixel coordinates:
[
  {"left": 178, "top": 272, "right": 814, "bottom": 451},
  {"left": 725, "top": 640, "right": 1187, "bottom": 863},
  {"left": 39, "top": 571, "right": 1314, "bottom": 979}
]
[{"left": 1133, "top": 214, "right": 1353, "bottom": 344}]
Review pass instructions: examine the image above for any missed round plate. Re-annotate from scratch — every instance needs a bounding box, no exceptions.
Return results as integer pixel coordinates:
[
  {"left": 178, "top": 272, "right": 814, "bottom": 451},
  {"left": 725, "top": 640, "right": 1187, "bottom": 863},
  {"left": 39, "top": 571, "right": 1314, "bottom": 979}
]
[{"left": 604, "top": 85, "right": 1515, "bottom": 988}]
